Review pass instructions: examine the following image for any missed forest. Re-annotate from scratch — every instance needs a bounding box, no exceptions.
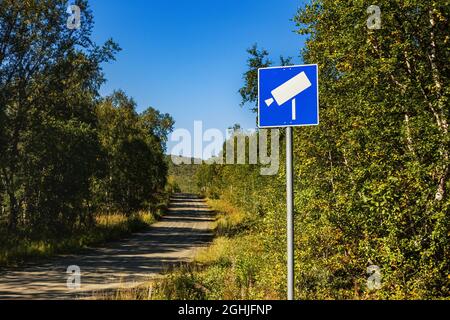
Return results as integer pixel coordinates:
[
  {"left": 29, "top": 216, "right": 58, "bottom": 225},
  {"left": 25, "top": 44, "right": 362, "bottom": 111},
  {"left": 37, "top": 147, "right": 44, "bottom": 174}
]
[{"left": 0, "top": 0, "right": 173, "bottom": 265}]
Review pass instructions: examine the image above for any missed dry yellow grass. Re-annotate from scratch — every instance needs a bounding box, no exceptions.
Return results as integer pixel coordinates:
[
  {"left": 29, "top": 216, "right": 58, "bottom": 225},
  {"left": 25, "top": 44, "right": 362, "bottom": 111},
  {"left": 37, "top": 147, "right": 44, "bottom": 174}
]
[
  {"left": 0, "top": 211, "right": 157, "bottom": 267},
  {"left": 207, "top": 199, "right": 246, "bottom": 236},
  {"left": 106, "top": 198, "right": 281, "bottom": 300},
  {"left": 96, "top": 211, "right": 155, "bottom": 227}
]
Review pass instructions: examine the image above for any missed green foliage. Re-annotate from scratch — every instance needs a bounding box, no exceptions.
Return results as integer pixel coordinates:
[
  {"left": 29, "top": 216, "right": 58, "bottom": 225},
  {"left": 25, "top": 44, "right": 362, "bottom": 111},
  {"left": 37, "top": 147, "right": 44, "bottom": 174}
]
[
  {"left": 0, "top": 1, "right": 173, "bottom": 263},
  {"left": 0, "top": 0, "right": 120, "bottom": 235},
  {"left": 0, "top": 211, "right": 159, "bottom": 267},
  {"left": 167, "top": 156, "right": 201, "bottom": 194},
  {"left": 194, "top": 1, "right": 450, "bottom": 299},
  {"left": 239, "top": 44, "right": 294, "bottom": 114},
  {"left": 93, "top": 91, "right": 172, "bottom": 214},
  {"left": 290, "top": 0, "right": 449, "bottom": 299},
  {"left": 239, "top": 45, "right": 272, "bottom": 112}
]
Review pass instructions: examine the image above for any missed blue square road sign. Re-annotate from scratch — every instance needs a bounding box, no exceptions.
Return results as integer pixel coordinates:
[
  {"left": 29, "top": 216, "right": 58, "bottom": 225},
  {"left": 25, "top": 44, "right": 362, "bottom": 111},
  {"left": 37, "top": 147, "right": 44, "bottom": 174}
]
[{"left": 258, "top": 64, "right": 319, "bottom": 128}]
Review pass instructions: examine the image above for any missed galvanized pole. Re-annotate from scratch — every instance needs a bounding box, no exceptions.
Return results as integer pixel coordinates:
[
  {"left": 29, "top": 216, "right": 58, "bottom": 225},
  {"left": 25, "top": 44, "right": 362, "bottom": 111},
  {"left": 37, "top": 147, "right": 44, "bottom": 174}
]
[{"left": 286, "top": 125, "right": 294, "bottom": 300}]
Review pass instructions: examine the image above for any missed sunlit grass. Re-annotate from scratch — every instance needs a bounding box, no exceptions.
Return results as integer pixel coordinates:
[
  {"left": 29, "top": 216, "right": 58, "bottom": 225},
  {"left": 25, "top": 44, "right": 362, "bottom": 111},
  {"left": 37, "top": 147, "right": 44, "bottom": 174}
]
[
  {"left": 195, "top": 237, "right": 233, "bottom": 266},
  {"left": 208, "top": 199, "right": 246, "bottom": 236},
  {"left": 109, "top": 198, "right": 282, "bottom": 300},
  {"left": 0, "top": 211, "right": 159, "bottom": 267}
]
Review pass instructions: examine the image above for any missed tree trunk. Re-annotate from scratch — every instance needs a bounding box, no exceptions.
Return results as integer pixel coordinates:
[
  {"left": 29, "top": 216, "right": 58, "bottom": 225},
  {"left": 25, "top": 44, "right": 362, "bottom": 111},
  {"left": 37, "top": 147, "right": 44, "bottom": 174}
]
[
  {"left": 429, "top": 10, "right": 448, "bottom": 202},
  {"left": 7, "top": 191, "right": 18, "bottom": 232}
]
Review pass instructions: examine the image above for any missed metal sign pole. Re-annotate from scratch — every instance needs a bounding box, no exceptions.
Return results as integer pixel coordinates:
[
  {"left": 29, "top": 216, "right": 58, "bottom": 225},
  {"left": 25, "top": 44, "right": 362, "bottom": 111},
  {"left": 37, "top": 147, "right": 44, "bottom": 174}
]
[
  {"left": 286, "top": 126, "right": 294, "bottom": 300},
  {"left": 259, "top": 64, "right": 319, "bottom": 301}
]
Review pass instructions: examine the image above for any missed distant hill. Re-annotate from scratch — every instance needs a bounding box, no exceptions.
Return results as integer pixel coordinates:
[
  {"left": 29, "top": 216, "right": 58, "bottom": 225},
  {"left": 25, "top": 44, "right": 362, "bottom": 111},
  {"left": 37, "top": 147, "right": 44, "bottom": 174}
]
[{"left": 166, "top": 156, "right": 202, "bottom": 194}]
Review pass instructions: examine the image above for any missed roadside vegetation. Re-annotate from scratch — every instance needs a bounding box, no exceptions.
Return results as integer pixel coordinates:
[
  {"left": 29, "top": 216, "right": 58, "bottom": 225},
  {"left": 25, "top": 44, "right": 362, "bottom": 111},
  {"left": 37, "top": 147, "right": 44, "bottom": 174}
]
[
  {"left": 115, "top": 0, "right": 449, "bottom": 300},
  {"left": 167, "top": 157, "right": 201, "bottom": 194},
  {"left": 0, "top": 1, "right": 174, "bottom": 267},
  {"left": 108, "top": 198, "right": 271, "bottom": 300},
  {"left": 196, "top": 1, "right": 449, "bottom": 299},
  {"left": 0, "top": 208, "right": 165, "bottom": 267}
]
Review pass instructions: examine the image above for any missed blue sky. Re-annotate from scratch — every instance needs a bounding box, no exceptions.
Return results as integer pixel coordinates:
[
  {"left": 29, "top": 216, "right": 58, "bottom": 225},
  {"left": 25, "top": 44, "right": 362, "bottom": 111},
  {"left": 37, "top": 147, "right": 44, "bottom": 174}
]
[{"left": 89, "top": 0, "right": 308, "bottom": 154}]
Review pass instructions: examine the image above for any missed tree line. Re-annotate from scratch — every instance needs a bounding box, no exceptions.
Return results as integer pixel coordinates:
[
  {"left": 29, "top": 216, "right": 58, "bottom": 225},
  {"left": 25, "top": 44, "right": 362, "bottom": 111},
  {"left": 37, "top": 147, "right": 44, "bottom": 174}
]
[
  {"left": 0, "top": 0, "right": 173, "bottom": 239},
  {"left": 197, "top": 0, "right": 449, "bottom": 298}
]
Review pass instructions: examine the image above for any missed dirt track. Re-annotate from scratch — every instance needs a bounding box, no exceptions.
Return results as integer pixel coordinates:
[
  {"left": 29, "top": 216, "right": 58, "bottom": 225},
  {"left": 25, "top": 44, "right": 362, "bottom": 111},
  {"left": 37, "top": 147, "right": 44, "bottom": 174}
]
[{"left": 0, "top": 194, "right": 214, "bottom": 300}]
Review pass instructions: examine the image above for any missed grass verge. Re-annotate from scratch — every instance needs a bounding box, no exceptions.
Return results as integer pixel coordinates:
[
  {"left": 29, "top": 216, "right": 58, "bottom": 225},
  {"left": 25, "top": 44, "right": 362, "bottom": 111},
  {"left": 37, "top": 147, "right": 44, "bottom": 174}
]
[
  {"left": 107, "top": 198, "right": 283, "bottom": 300},
  {"left": 0, "top": 201, "right": 168, "bottom": 268}
]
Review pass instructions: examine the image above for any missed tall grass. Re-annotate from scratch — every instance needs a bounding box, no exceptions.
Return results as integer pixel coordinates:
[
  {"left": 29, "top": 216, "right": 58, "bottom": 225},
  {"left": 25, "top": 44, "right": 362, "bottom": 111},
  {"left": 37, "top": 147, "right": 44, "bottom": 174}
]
[
  {"left": 0, "top": 211, "right": 160, "bottom": 267},
  {"left": 209, "top": 199, "right": 247, "bottom": 236},
  {"left": 110, "top": 198, "right": 283, "bottom": 300}
]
